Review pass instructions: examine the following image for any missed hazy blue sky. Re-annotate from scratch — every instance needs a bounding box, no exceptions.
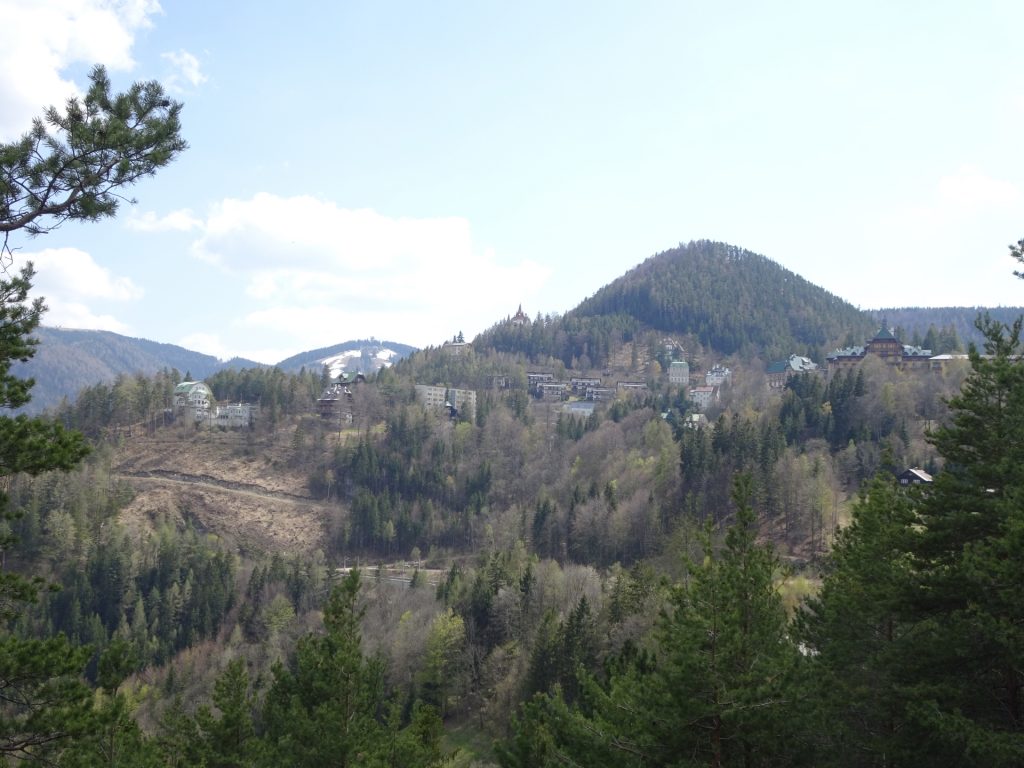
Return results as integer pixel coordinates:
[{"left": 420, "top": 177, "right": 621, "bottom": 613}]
[{"left": 4, "top": 1, "right": 1023, "bottom": 363}]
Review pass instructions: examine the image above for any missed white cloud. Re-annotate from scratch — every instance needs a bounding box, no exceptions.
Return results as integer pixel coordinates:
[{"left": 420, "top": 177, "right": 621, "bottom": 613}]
[
  {"left": 182, "top": 193, "right": 551, "bottom": 348},
  {"left": 25, "top": 247, "right": 144, "bottom": 301},
  {"left": 11, "top": 246, "right": 141, "bottom": 332},
  {"left": 127, "top": 208, "right": 204, "bottom": 232},
  {"left": 161, "top": 48, "right": 207, "bottom": 91},
  {"left": 43, "top": 301, "right": 132, "bottom": 333},
  {"left": 874, "top": 166, "right": 1024, "bottom": 247},
  {"left": 192, "top": 193, "right": 475, "bottom": 272},
  {"left": 0, "top": 0, "right": 163, "bottom": 140},
  {"left": 178, "top": 332, "right": 228, "bottom": 360}
]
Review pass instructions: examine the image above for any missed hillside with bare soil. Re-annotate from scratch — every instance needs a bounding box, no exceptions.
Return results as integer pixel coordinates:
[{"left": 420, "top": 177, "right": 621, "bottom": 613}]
[{"left": 111, "top": 420, "right": 334, "bottom": 554}]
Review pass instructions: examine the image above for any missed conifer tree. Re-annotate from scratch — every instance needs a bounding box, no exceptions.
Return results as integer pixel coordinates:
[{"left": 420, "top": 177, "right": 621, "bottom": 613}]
[
  {"left": 1, "top": 64, "right": 185, "bottom": 249},
  {"left": 196, "top": 657, "right": 257, "bottom": 768},
  {"left": 895, "top": 315, "right": 1024, "bottom": 765}
]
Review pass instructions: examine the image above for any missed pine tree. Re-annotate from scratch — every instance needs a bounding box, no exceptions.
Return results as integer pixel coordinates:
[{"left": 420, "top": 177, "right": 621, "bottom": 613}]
[
  {"left": 0, "top": 266, "right": 93, "bottom": 762},
  {"left": 801, "top": 314, "right": 1024, "bottom": 766},
  {"left": 196, "top": 657, "right": 256, "bottom": 768},
  {"left": 1, "top": 64, "right": 185, "bottom": 247}
]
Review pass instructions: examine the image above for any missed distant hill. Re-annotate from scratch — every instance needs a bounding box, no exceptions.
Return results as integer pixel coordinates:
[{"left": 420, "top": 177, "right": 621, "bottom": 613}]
[
  {"left": 275, "top": 339, "right": 416, "bottom": 376},
  {"left": 13, "top": 329, "right": 417, "bottom": 415},
  {"left": 12, "top": 328, "right": 258, "bottom": 414},
  {"left": 476, "top": 240, "right": 876, "bottom": 366}
]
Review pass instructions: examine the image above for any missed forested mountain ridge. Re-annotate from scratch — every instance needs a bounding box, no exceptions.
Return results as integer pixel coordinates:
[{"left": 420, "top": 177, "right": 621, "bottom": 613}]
[
  {"left": 12, "top": 328, "right": 264, "bottom": 414},
  {"left": 17, "top": 244, "right": 1020, "bottom": 417},
  {"left": 475, "top": 240, "right": 877, "bottom": 367}
]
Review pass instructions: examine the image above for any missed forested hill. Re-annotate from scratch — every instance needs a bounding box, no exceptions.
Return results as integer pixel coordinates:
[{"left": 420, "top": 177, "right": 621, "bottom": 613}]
[{"left": 475, "top": 240, "right": 876, "bottom": 367}]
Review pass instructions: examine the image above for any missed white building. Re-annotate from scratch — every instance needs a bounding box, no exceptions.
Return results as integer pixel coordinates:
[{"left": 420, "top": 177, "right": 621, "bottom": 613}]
[
  {"left": 414, "top": 384, "right": 477, "bottom": 420},
  {"left": 173, "top": 381, "right": 213, "bottom": 410},
  {"left": 212, "top": 403, "right": 259, "bottom": 428},
  {"left": 705, "top": 365, "right": 731, "bottom": 387}
]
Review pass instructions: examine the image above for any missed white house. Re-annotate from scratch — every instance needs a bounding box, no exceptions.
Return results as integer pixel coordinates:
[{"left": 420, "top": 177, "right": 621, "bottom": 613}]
[{"left": 173, "top": 381, "right": 213, "bottom": 412}]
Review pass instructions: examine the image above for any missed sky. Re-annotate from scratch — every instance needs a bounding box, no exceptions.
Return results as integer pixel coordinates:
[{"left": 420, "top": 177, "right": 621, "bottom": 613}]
[{"left": 3, "top": 1, "right": 1024, "bottom": 364}]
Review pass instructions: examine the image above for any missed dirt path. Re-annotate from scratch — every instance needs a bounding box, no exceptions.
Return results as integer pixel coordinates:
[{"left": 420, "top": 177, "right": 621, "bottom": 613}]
[{"left": 119, "top": 469, "right": 319, "bottom": 505}]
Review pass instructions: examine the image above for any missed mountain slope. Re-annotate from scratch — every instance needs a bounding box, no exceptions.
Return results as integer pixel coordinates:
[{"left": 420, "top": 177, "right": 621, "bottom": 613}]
[
  {"left": 476, "top": 240, "right": 875, "bottom": 366},
  {"left": 576, "top": 241, "right": 872, "bottom": 353},
  {"left": 275, "top": 339, "right": 416, "bottom": 376}
]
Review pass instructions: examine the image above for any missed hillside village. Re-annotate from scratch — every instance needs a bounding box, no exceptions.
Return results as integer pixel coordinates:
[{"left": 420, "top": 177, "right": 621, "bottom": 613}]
[
  {"left": 174, "top": 317, "right": 966, "bottom": 440},
  {"left": 395, "top": 314, "right": 968, "bottom": 431},
  {"left": 175, "top": 314, "right": 971, "bottom": 465}
]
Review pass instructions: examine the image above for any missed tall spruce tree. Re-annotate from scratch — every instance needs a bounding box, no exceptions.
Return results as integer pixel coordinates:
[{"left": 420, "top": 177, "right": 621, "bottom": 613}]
[
  {"left": 895, "top": 314, "right": 1024, "bottom": 765},
  {"left": 801, "top": 313, "right": 1024, "bottom": 767},
  {"left": 0, "top": 266, "right": 93, "bottom": 763}
]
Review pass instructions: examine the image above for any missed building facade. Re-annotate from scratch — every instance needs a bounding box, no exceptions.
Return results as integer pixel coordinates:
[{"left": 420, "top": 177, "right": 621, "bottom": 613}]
[
  {"left": 414, "top": 384, "right": 477, "bottom": 420},
  {"left": 669, "top": 361, "right": 690, "bottom": 386},
  {"left": 827, "top": 324, "right": 933, "bottom": 376}
]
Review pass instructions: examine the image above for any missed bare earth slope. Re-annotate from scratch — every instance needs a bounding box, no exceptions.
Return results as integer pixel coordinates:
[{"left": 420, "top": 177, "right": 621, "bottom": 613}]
[{"left": 111, "top": 423, "right": 331, "bottom": 554}]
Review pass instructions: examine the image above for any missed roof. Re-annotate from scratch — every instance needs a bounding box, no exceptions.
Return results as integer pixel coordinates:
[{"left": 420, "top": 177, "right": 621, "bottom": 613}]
[
  {"left": 174, "top": 381, "right": 211, "bottom": 395},
  {"left": 902, "top": 345, "right": 933, "bottom": 358},
  {"left": 768, "top": 354, "right": 819, "bottom": 374},
  {"left": 873, "top": 328, "right": 898, "bottom": 341},
  {"left": 872, "top": 321, "right": 898, "bottom": 341},
  {"left": 899, "top": 467, "right": 933, "bottom": 483},
  {"left": 827, "top": 345, "right": 865, "bottom": 360}
]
